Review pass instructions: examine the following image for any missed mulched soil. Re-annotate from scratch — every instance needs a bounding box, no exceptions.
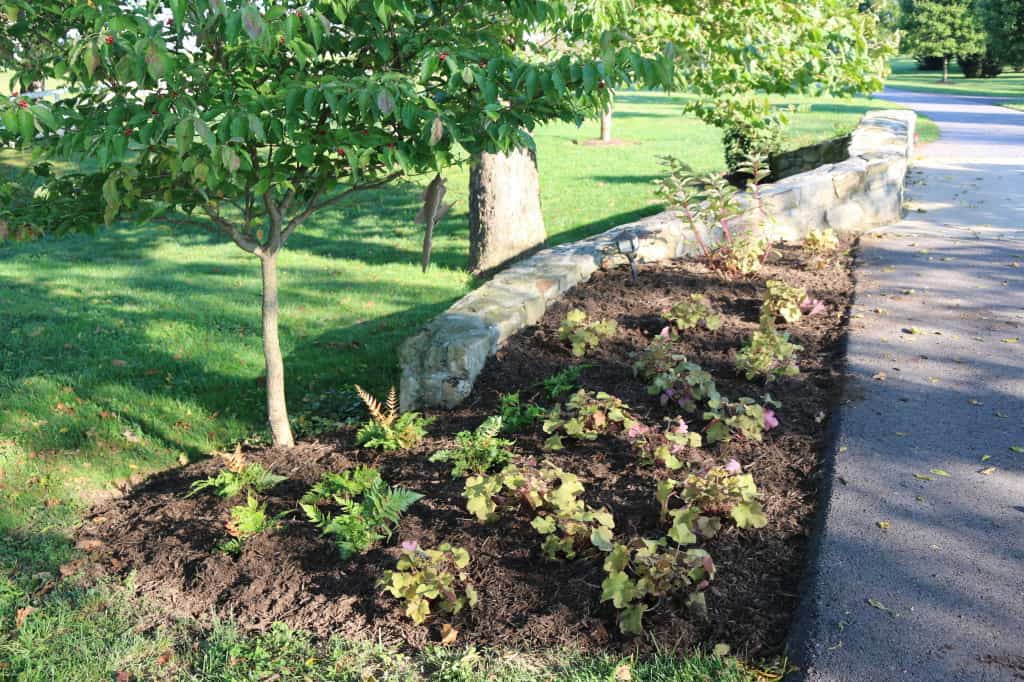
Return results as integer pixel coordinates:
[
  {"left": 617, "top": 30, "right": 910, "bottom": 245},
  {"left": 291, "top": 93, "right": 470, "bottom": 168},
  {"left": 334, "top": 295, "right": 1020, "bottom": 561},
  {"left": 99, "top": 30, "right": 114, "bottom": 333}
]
[{"left": 76, "top": 242, "right": 855, "bottom": 658}]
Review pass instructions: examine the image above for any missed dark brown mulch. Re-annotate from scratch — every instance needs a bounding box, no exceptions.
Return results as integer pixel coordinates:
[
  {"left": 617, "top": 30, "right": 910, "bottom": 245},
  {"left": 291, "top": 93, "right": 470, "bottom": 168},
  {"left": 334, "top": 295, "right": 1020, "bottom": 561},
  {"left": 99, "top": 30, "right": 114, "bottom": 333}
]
[{"left": 76, "top": 242, "right": 855, "bottom": 658}]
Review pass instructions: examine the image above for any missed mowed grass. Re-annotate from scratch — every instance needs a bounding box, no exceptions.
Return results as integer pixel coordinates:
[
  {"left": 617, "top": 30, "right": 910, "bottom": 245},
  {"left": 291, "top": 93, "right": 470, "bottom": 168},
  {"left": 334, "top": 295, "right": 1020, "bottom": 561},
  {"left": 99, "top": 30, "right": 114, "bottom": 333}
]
[
  {"left": 885, "top": 56, "right": 1024, "bottom": 107},
  {"left": 1, "top": 90, "right": 921, "bottom": 679}
]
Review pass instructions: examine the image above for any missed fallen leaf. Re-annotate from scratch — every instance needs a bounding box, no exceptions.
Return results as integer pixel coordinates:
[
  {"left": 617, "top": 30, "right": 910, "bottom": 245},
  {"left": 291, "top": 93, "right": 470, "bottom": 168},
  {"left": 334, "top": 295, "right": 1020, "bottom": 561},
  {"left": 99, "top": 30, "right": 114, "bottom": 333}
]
[
  {"left": 913, "top": 474, "right": 933, "bottom": 481},
  {"left": 15, "top": 606, "right": 35, "bottom": 628},
  {"left": 111, "top": 359, "right": 128, "bottom": 367},
  {"left": 894, "top": 432, "right": 908, "bottom": 437},
  {"left": 122, "top": 430, "right": 141, "bottom": 443},
  {"left": 178, "top": 454, "right": 190, "bottom": 466},
  {"left": 995, "top": 412, "right": 1009, "bottom": 419},
  {"left": 867, "top": 598, "right": 898, "bottom": 618},
  {"left": 981, "top": 454, "right": 991, "bottom": 462},
  {"left": 156, "top": 650, "right": 173, "bottom": 666},
  {"left": 872, "top": 372, "right": 887, "bottom": 381},
  {"left": 75, "top": 538, "right": 104, "bottom": 551},
  {"left": 877, "top": 521, "right": 890, "bottom": 530},
  {"left": 903, "top": 327, "right": 923, "bottom": 335},
  {"left": 613, "top": 663, "right": 633, "bottom": 681},
  {"left": 929, "top": 468, "right": 951, "bottom": 477},
  {"left": 1001, "top": 338, "right": 1020, "bottom": 344},
  {"left": 115, "top": 672, "right": 132, "bottom": 682},
  {"left": 1010, "top": 446, "right": 1024, "bottom": 454},
  {"left": 439, "top": 623, "right": 459, "bottom": 646},
  {"left": 968, "top": 399, "right": 983, "bottom": 406},
  {"left": 712, "top": 643, "right": 731, "bottom": 657},
  {"left": 978, "top": 467, "right": 996, "bottom": 476}
]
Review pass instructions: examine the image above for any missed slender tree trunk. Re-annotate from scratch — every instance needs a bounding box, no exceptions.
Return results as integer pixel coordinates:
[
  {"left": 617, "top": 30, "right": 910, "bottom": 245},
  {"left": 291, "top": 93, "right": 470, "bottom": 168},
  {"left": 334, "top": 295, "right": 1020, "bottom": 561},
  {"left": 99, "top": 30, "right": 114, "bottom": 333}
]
[
  {"left": 600, "top": 105, "right": 613, "bottom": 143},
  {"left": 260, "top": 251, "right": 294, "bottom": 447},
  {"left": 943, "top": 56, "right": 949, "bottom": 83},
  {"left": 468, "top": 147, "right": 547, "bottom": 273}
]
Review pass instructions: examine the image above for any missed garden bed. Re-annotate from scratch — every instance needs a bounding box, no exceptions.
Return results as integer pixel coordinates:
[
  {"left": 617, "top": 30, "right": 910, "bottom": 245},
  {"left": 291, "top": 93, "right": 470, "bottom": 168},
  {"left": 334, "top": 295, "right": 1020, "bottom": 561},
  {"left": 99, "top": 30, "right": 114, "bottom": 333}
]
[{"left": 76, "top": 241, "right": 855, "bottom": 658}]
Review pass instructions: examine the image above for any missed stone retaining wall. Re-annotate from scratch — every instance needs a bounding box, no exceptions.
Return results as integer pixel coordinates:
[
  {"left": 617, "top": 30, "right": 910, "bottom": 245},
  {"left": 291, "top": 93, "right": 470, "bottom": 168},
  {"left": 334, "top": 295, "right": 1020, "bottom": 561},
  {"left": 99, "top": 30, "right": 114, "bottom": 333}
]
[
  {"left": 400, "top": 109, "right": 916, "bottom": 410},
  {"left": 769, "top": 134, "right": 852, "bottom": 182}
]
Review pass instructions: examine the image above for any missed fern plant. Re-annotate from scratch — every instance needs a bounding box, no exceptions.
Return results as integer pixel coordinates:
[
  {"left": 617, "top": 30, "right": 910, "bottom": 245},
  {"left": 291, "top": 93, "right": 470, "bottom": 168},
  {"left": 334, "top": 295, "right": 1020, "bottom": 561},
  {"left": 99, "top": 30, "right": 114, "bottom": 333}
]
[
  {"left": 300, "top": 466, "right": 422, "bottom": 559},
  {"left": 355, "top": 385, "right": 434, "bottom": 451},
  {"left": 217, "top": 494, "right": 286, "bottom": 555},
  {"left": 539, "top": 364, "right": 589, "bottom": 399},
  {"left": 429, "top": 416, "right": 514, "bottom": 478},
  {"left": 498, "top": 392, "right": 545, "bottom": 434},
  {"left": 188, "top": 451, "right": 286, "bottom": 500}
]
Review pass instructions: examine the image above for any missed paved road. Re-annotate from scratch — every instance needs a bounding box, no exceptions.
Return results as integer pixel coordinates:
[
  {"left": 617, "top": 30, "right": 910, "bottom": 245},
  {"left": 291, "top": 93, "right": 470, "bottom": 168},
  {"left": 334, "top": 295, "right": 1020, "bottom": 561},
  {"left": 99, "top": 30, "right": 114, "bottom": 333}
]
[{"left": 788, "top": 89, "right": 1024, "bottom": 680}]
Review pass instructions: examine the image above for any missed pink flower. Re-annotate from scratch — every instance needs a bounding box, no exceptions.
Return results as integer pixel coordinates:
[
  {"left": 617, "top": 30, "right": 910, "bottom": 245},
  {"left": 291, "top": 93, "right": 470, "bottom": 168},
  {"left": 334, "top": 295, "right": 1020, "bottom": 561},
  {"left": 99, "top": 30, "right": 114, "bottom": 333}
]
[
  {"left": 800, "top": 298, "right": 826, "bottom": 316},
  {"left": 627, "top": 422, "right": 650, "bottom": 439},
  {"left": 659, "top": 326, "right": 672, "bottom": 339},
  {"left": 401, "top": 540, "right": 419, "bottom": 552},
  {"left": 725, "top": 459, "right": 742, "bottom": 473},
  {"left": 671, "top": 417, "right": 689, "bottom": 434},
  {"left": 763, "top": 408, "right": 779, "bottom": 430}
]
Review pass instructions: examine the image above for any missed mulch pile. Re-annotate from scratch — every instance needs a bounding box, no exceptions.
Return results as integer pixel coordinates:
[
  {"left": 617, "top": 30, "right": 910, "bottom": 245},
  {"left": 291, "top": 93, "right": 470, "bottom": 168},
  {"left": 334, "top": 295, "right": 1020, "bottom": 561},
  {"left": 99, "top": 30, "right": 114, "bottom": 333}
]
[{"left": 77, "top": 242, "right": 855, "bottom": 657}]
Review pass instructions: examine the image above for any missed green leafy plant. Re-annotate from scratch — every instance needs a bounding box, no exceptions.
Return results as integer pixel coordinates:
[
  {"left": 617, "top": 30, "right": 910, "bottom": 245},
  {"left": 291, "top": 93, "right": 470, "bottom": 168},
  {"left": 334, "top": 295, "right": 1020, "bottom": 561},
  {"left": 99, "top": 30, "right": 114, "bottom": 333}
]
[
  {"left": 300, "top": 467, "right": 422, "bottom": 559},
  {"left": 355, "top": 385, "right": 433, "bottom": 451},
  {"left": 629, "top": 417, "right": 702, "bottom": 470},
  {"left": 557, "top": 309, "right": 617, "bottom": 357},
  {"left": 656, "top": 462, "right": 768, "bottom": 531},
  {"left": 188, "top": 451, "right": 286, "bottom": 500},
  {"left": 735, "top": 322, "right": 802, "bottom": 382},
  {"left": 665, "top": 294, "right": 723, "bottom": 333},
  {"left": 542, "top": 389, "right": 638, "bottom": 450},
  {"left": 804, "top": 228, "right": 840, "bottom": 255},
  {"left": 600, "top": 538, "right": 716, "bottom": 634},
  {"left": 217, "top": 494, "right": 286, "bottom": 555},
  {"left": 761, "top": 280, "right": 807, "bottom": 325},
  {"left": 704, "top": 395, "right": 781, "bottom": 444},
  {"left": 655, "top": 154, "right": 771, "bottom": 277},
  {"left": 463, "top": 464, "right": 615, "bottom": 560},
  {"left": 429, "top": 416, "right": 514, "bottom": 478},
  {"left": 380, "top": 541, "right": 478, "bottom": 625},
  {"left": 497, "top": 392, "right": 545, "bottom": 434},
  {"left": 539, "top": 365, "right": 590, "bottom": 399}
]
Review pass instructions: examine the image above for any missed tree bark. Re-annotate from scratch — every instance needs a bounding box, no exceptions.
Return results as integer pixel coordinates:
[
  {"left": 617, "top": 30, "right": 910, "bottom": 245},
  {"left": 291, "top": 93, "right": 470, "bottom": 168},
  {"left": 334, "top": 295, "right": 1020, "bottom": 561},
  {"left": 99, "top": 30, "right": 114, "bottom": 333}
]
[
  {"left": 468, "top": 147, "right": 547, "bottom": 273},
  {"left": 260, "top": 251, "right": 295, "bottom": 447},
  {"left": 943, "top": 56, "right": 949, "bottom": 82},
  {"left": 600, "top": 106, "right": 613, "bottom": 143}
]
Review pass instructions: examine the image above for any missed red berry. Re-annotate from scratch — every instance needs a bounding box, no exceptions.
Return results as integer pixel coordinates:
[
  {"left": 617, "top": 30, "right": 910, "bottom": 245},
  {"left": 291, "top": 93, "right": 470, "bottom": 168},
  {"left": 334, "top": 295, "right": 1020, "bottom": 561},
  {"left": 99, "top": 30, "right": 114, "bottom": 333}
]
[
  {"left": 598, "top": 79, "right": 606, "bottom": 89},
  {"left": 17, "top": 99, "right": 28, "bottom": 109},
  {"left": 336, "top": 148, "right": 345, "bottom": 156},
  {"left": 361, "top": 129, "right": 368, "bottom": 135},
  {"left": 166, "top": 18, "right": 173, "bottom": 26},
  {"left": 387, "top": 142, "right": 396, "bottom": 149},
  {"left": 124, "top": 128, "right": 133, "bottom": 136},
  {"left": 296, "top": 10, "right": 303, "bottom": 17},
  {"left": 439, "top": 51, "right": 448, "bottom": 62},
  {"left": 479, "top": 60, "right": 487, "bottom": 68},
  {"left": 151, "top": 109, "right": 159, "bottom": 115},
  {"left": 105, "top": 35, "right": 114, "bottom": 45}
]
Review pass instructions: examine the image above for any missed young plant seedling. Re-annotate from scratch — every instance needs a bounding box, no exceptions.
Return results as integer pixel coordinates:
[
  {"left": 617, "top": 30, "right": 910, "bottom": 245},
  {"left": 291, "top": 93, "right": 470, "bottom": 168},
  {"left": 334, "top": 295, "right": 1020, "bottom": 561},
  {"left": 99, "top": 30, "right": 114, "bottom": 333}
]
[
  {"left": 217, "top": 494, "right": 287, "bottom": 555},
  {"left": 664, "top": 294, "right": 723, "bottom": 333},
  {"left": 557, "top": 308, "right": 617, "bottom": 357},
  {"left": 355, "top": 385, "right": 434, "bottom": 451},
  {"left": 542, "top": 389, "right": 638, "bottom": 450},
  {"left": 761, "top": 279, "right": 807, "bottom": 324},
  {"left": 735, "top": 320, "right": 802, "bottom": 382},
  {"left": 703, "top": 395, "right": 781, "bottom": 443},
  {"left": 804, "top": 227, "right": 840, "bottom": 255},
  {"left": 497, "top": 392, "right": 546, "bottom": 433},
  {"left": 188, "top": 450, "right": 286, "bottom": 500}
]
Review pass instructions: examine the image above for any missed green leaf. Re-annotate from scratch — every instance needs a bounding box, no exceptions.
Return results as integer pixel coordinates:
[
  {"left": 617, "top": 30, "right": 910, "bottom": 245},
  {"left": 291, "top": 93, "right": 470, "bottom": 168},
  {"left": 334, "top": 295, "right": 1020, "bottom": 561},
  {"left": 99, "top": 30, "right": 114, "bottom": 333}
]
[
  {"left": 175, "top": 118, "right": 194, "bottom": 155},
  {"left": 730, "top": 501, "right": 768, "bottom": 529},
  {"left": 929, "top": 469, "right": 951, "bottom": 478},
  {"left": 29, "top": 104, "right": 57, "bottom": 131},
  {"left": 600, "top": 570, "right": 639, "bottom": 609}
]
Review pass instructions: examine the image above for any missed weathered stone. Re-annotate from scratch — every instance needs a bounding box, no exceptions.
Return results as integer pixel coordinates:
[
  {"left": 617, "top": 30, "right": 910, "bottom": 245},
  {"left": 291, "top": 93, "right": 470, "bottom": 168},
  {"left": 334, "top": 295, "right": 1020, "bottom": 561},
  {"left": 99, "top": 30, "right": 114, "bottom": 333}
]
[{"left": 399, "top": 109, "right": 916, "bottom": 409}]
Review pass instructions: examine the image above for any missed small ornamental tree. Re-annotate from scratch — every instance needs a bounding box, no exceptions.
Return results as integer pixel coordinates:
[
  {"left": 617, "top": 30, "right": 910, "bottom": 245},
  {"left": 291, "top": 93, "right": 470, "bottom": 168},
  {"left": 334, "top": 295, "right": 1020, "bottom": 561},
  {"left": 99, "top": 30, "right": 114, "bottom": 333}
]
[
  {"left": 2, "top": 0, "right": 668, "bottom": 447},
  {"left": 902, "top": 0, "right": 986, "bottom": 82}
]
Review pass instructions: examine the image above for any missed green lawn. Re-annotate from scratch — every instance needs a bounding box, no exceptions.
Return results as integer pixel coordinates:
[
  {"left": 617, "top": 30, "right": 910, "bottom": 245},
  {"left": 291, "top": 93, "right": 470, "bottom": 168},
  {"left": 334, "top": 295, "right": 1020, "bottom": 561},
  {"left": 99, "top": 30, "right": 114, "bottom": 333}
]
[
  {"left": 885, "top": 56, "right": 1024, "bottom": 109},
  {"left": 1, "top": 90, "right": 923, "bottom": 680}
]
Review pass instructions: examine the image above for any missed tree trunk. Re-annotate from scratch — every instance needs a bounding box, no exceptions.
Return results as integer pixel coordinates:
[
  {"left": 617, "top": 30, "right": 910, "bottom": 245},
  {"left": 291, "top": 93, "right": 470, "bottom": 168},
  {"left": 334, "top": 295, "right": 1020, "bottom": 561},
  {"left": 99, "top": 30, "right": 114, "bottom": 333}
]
[
  {"left": 600, "top": 106, "right": 613, "bottom": 143},
  {"left": 468, "top": 147, "right": 547, "bottom": 273},
  {"left": 260, "top": 251, "right": 295, "bottom": 448},
  {"left": 942, "top": 56, "right": 949, "bottom": 83}
]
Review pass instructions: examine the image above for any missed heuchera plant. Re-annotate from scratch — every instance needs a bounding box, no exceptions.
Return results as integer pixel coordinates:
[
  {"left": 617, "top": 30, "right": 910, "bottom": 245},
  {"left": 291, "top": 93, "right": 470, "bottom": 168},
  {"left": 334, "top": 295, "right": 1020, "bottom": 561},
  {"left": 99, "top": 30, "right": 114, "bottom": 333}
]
[
  {"left": 557, "top": 308, "right": 617, "bottom": 357},
  {"left": 542, "top": 389, "right": 638, "bottom": 450},
  {"left": 703, "top": 395, "right": 781, "bottom": 444},
  {"left": 657, "top": 462, "right": 768, "bottom": 531},
  {"left": 600, "top": 537, "right": 715, "bottom": 635},
  {"left": 463, "top": 464, "right": 615, "bottom": 560},
  {"left": 380, "top": 541, "right": 478, "bottom": 624},
  {"left": 804, "top": 227, "right": 840, "bottom": 255},
  {"left": 664, "top": 294, "right": 723, "bottom": 334},
  {"left": 629, "top": 417, "right": 702, "bottom": 470},
  {"left": 735, "top": 321, "right": 802, "bottom": 382},
  {"left": 761, "top": 279, "right": 807, "bottom": 325}
]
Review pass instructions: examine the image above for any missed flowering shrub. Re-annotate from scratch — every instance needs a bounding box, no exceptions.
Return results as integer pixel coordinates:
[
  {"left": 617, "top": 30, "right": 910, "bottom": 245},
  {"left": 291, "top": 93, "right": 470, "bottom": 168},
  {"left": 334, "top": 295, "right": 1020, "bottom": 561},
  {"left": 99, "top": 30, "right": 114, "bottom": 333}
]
[
  {"left": 380, "top": 542, "right": 478, "bottom": 624},
  {"left": 557, "top": 309, "right": 617, "bottom": 357},
  {"left": 542, "top": 389, "right": 638, "bottom": 450}
]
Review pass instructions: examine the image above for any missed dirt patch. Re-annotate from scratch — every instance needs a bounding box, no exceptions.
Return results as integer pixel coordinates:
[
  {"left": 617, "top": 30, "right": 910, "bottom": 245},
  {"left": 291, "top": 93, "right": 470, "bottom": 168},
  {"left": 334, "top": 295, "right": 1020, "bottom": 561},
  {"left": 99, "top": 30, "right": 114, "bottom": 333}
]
[{"left": 77, "top": 243, "right": 855, "bottom": 657}]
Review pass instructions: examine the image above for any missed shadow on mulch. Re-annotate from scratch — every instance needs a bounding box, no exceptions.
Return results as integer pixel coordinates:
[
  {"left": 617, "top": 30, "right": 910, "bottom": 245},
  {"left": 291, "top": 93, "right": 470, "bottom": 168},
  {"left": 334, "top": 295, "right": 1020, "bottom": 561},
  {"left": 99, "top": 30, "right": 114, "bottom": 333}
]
[{"left": 76, "top": 242, "right": 856, "bottom": 658}]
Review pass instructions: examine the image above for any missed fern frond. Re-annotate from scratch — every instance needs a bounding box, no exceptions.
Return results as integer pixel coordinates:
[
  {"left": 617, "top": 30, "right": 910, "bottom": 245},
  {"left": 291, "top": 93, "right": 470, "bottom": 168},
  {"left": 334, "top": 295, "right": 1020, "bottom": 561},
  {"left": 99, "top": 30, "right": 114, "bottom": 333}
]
[
  {"left": 355, "top": 384, "right": 392, "bottom": 426},
  {"left": 386, "top": 386, "right": 400, "bottom": 422},
  {"left": 476, "top": 416, "right": 503, "bottom": 441}
]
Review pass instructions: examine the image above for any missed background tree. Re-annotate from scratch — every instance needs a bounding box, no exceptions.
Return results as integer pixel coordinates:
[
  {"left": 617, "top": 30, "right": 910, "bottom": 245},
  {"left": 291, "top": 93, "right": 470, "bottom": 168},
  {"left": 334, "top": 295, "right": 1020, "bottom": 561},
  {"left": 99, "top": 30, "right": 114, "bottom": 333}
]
[
  {"left": 902, "top": 0, "right": 986, "bottom": 81},
  {"left": 978, "top": 0, "right": 1024, "bottom": 69},
  {"left": 2, "top": 0, "right": 666, "bottom": 447}
]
